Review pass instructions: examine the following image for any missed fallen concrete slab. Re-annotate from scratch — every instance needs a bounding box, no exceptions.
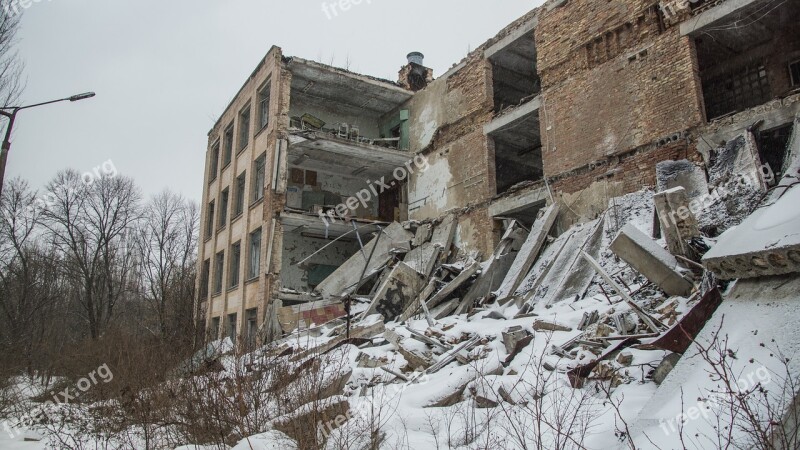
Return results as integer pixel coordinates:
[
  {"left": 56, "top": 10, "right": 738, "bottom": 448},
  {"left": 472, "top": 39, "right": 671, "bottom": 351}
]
[
  {"left": 364, "top": 262, "right": 427, "bottom": 321},
  {"left": 610, "top": 223, "right": 693, "bottom": 296},
  {"left": 456, "top": 221, "right": 528, "bottom": 314},
  {"left": 316, "top": 222, "right": 413, "bottom": 299},
  {"left": 654, "top": 187, "right": 701, "bottom": 259},
  {"left": 495, "top": 203, "right": 559, "bottom": 301},
  {"left": 656, "top": 159, "right": 709, "bottom": 200}
]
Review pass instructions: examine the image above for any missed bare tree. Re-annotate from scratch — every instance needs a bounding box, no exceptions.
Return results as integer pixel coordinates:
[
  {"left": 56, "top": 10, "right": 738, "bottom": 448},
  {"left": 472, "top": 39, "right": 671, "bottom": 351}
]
[
  {"left": 134, "top": 190, "right": 199, "bottom": 341},
  {"left": 0, "top": 0, "right": 24, "bottom": 111},
  {"left": 0, "top": 178, "right": 64, "bottom": 375},
  {"left": 42, "top": 170, "right": 141, "bottom": 339}
]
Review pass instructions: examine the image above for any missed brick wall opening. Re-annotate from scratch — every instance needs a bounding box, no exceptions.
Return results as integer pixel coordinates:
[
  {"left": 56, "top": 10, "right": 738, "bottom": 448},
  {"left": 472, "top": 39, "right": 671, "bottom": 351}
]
[
  {"left": 757, "top": 122, "right": 795, "bottom": 182},
  {"left": 489, "top": 31, "right": 540, "bottom": 114},
  {"left": 693, "top": 0, "right": 800, "bottom": 120},
  {"left": 488, "top": 110, "right": 543, "bottom": 194}
]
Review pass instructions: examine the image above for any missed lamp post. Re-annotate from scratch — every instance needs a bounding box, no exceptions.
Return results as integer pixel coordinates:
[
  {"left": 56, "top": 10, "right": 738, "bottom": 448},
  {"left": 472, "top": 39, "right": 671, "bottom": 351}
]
[{"left": 0, "top": 92, "right": 96, "bottom": 198}]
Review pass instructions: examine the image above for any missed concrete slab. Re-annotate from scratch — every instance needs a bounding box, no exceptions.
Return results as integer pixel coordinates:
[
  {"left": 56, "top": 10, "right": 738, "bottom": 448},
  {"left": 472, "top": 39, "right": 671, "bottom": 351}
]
[
  {"left": 654, "top": 187, "right": 701, "bottom": 259},
  {"left": 495, "top": 203, "right": 559, "bottom": 301},
  {"left": 403, "top": 242, "right": 441, "bottom": 277},
  {"left": 656, "top": 159, "right": 709, "bottom": 200},
  {"left": 484, "top": 16, "right": 538, "bottom": 59},
  {"left": 364, "top": 262, "right": 427, "bottom": 321},
  {"left": 611, "top": 223, "right": 693, "bottom": 296},
  {"left": 679, "top": 0, "right": 762, "bottom": 36},
  {"left": 488, "top": 183, "right": 549, "bottom": 218},
  {"left": 315, "top": 222, "right": 412, "bottom": 299},
  {"left": 484, "top": 96, "right": 542, "bottom": 136}
]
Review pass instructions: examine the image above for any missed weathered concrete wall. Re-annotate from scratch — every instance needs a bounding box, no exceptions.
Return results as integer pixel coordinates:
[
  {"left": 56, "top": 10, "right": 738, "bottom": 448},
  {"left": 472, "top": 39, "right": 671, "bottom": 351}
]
[{"left": 536, "top": 0, "right": 705, "bottom": 178}]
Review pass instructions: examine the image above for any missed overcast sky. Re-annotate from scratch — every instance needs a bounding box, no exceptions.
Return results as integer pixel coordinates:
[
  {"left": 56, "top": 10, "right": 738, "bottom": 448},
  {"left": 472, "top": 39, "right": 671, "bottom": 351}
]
[{"left": 8, "top": 0, "right": 542, "bottom": 203}]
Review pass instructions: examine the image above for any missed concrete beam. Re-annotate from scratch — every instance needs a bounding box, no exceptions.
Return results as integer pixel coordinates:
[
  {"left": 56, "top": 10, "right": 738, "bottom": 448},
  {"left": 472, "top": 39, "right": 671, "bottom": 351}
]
[
  {"left": 611, "top": 223, "right": 693, "bottom": 297},
  {"left": 680, "top": 0, "right": 762, "bottom": 36},
  {"left": 489, "top": 184, "right": 548, "bottom": 217},
  {"left": 484, "top": 96, "right": 541, "bottom": 136},
  {"left": 485, "top": 17, "right": 538, "bottom": 60}
]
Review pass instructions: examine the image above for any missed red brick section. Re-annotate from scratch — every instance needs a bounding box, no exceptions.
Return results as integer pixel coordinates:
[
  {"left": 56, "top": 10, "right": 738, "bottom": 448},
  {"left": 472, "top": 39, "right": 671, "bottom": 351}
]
[
  {"left": 536, "top": 0, "right": 705, "bottom": 179},
  {"left": 301, "top": 304, "right": 346, "bottom": 328}
]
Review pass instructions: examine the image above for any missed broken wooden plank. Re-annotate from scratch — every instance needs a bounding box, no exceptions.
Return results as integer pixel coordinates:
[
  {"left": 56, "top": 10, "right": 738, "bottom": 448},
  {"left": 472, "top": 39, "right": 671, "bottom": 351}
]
[
  {"left": 651, "top": 288, "right": 722, "bottom": 354},
  {"left": 495, "top": 204, "right": 560, "bottom": 301},
  {"left": 426, "top": 334, "right": 481, "bottom": 374}
]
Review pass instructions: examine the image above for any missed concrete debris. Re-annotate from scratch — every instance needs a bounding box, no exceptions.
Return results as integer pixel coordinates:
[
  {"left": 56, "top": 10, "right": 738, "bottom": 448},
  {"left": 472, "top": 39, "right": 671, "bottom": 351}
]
[
  {"left": 653, "top": 352, "right": 682, "bottom": 384},
  {"left": 412, "top": 223, "right": 432, "bottom": 247},
  {"left": 316, "top": 222, "right": 412, "bottom": 299},
  {"left": 532, "top": 319, "right": 572, "bottom": 332},
  {"left": 502, "top": 325, "right": 531, "bottom": 354},
  {"left": 495, "top": 203, "right": 560, "bottom": 301},
  {"left": 654, "top": 187, "right": 702, "bottom": 260},
  {"left": 610, "top": 223, "right": 693, "bottom": 296},
  {"left": 364, "top": 262, "right": 427, "bottom": 321},
  {"left": 656, "top": 159, "right": 709, "bottom": 200}
]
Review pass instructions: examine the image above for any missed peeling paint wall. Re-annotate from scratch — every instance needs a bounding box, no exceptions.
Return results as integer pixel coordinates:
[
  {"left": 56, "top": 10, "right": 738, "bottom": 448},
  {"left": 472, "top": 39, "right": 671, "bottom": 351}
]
[{"left": 280, "top": 232, "right": 359, "bottom": 292}]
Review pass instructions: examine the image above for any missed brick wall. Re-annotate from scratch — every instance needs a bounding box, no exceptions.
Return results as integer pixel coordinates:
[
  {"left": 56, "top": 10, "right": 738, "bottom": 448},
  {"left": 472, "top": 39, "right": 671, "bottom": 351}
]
[{"left": 536, "top": 0, "right": 705, "bottom": 178}]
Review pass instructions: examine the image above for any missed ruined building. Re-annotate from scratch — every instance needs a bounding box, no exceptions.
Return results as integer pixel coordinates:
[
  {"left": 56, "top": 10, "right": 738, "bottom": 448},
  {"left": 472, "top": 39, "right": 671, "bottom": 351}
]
[{"left": 196, "top": 0, "right": 800, "bottom": 344}]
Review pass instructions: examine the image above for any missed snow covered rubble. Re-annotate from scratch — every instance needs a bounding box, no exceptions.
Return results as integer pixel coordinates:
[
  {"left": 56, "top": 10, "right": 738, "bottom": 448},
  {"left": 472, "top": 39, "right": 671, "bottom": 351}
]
[{"left": 3, "top": 123, "right": 799, "bottom": 449}]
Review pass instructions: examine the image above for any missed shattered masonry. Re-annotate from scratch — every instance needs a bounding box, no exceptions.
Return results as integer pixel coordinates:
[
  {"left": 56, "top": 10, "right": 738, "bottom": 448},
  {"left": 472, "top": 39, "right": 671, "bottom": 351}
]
[{"left": 195, "top": 0, "right": 800, "bottom": 344}]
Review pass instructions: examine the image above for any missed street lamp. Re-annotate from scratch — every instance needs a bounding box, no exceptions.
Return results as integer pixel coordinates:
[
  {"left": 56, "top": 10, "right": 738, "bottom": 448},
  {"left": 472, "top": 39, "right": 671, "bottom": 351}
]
[{"left": 0, "top": 92, "right": 96, "bottom": 198}]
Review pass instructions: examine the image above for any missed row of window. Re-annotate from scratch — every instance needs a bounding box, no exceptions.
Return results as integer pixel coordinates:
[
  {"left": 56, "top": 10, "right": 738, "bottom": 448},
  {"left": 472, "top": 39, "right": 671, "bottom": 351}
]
[
  {"left": 205, "top": 153, "right": 267, "bottom": 239},
  {"left": 209, "top": 308, "right": 258, "bottom": 344},
  {"left": 209, "top": 81, "right": 271, "bottom": 182},
  {"left": 200, "top": 227, "right": 262, "bottom": 298}
]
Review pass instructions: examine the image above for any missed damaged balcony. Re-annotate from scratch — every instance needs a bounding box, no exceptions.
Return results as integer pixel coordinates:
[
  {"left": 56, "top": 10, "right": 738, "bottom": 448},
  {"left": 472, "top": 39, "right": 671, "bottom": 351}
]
[
  {"left": 681, "top": 0, "right": 800, "bottom": 121},
  {"left": 486, "top": 16, "right": 540, "bottom": 114},
  {"left": 485, "top": 96, "right": 544, "bottom": 197}
]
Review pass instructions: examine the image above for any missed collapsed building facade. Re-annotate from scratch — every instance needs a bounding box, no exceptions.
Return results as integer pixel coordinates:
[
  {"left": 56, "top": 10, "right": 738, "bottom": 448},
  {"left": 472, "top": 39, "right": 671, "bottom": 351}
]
[{"left": 196, "top": 0, "right": 800, "bottom": 347}]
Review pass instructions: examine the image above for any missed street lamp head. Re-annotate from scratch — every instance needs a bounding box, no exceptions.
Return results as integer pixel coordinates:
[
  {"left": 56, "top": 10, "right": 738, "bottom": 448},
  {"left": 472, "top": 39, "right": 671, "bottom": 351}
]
[{"left": 69, "top": 92, "right": 96, "bottom": 102}]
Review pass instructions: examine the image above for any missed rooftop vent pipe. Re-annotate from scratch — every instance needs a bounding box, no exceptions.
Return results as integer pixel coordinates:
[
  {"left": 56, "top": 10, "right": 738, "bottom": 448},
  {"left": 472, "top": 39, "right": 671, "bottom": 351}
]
[{"left": 407, "top": 52, "right": 425, "bottom": 66}]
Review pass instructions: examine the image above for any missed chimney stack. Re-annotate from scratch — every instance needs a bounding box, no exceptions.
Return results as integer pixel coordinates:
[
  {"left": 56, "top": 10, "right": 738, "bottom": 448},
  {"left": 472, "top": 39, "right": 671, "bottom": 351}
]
[{"left": 399, "top": 51, "right": 433, "bottom": 92}]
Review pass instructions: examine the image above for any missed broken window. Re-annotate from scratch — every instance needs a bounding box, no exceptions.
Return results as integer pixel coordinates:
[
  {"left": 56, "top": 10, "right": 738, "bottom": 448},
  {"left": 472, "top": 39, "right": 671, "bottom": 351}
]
[
  {"left": 693, "top": 1, "right": 800, "bottom": 120},
  {"left": 209, "top": 142, "right": 220, "bottom": 182},
  {"left": 757, "top": 123, "right": 794, "bottom": 181},
  {"left": 200, "top": 259, "right": 210, "bottom": 298},
  {"left": 219, "top": 188, "right": 229, "bottom": 228},
  {"left": 259, "top": 82, "right": 271, "bottom": 129},
  {"left": 246, "top": 308, "right": 258, "bottom": 348},
  {"left": 213, "top": 250, "right": 224, "bottom": 295},
  {"left": 229, "top": 241, "right": 241, "bottom": 288},
  {"left": 248, "top": 227, "right": 262, "bottom": 280},
  {"left": 253, "top": 153, "right": 266, "bottom": 202},
  {"left": 227, "top": 313, "right": 237, "bottom": 341},
  {"left": 239, "top": 105, "right": 251, "bottom": 151},
  {"left": 790, "top": 60, "right": 800, "bottom": 87},
  {"left": 210, "top": 317, "right": 220, "bottom": 341},
  {"left": 205, "top": 200, "right": 215, "bottom": 239},
  {"left": 223, "top": 123, "right": 234, "bottom": 167},
  {"left": 702, "top": 64, "right": 770, "bottom": 120},
  {"left": 234, "top": 172, "right": 246, "bottom": 217}
]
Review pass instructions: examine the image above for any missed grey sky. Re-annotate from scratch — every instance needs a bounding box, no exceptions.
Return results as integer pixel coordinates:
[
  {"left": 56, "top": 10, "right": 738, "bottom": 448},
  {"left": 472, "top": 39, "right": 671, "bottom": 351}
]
[{"left": 9, "top": 0, "right": 542, "bottom": 202}]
